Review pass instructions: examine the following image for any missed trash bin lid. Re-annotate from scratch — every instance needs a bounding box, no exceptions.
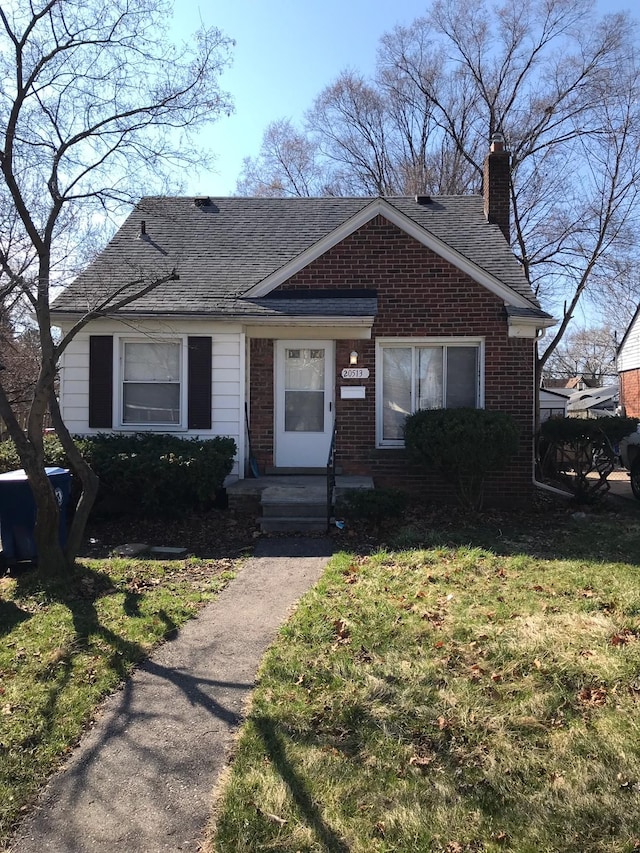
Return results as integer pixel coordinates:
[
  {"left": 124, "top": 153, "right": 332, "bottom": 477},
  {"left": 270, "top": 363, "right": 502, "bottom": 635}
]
[
  {"left": 0, "top": 467, "right": 69, "bottom": 481},
  {"left": 0, "top": 469, "right": 28, "bottom": 481}
]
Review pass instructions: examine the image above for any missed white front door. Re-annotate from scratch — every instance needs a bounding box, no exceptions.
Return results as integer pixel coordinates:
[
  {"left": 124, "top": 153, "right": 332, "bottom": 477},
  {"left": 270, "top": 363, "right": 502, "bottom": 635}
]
[{"left": 275, "top": 340, "right": 335, "bottom": 468}]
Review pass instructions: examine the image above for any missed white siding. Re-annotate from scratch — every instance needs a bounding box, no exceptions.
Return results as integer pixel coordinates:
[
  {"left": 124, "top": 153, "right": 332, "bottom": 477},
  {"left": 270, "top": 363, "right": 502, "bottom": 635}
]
[
  {"left": 58, "top": 319, "right": 245, "bottom": 479},
  {"left": 618, "top": 311, "right": 640, "bottom": 372}
]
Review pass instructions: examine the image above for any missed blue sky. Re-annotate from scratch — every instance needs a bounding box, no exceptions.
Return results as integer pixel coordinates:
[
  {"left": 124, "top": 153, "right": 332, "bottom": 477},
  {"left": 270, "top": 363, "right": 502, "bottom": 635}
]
[{"left": 176, "top": 0, "right": 635, "bottom": 196}]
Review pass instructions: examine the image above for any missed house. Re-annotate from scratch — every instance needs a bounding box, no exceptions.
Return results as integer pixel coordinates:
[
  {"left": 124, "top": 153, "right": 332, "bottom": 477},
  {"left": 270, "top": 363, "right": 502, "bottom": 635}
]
[
  {"left": 539, "top": 387, "right": 570, "bottom": 422},
  {"left": 51, "top": 137, "right": 554, "bottom": 507},
  {"left": 618, "top": 307, "right": 640, "bottom": 418},
  {"left": 566, "top": 384, "right": 619, "bottom": 418}
]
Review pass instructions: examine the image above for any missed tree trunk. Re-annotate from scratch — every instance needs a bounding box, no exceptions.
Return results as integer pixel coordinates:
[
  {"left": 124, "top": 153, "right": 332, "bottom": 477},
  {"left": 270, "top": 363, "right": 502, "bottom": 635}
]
[{"left": 49, "top": 393, "right": 99, "bottom": 563}]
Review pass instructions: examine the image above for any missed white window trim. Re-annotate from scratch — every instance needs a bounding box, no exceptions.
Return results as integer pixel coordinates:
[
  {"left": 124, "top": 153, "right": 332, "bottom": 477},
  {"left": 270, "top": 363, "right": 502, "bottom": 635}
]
[
  {"left": 115, "top": 334, "right": 188, "bottom": 431},
  {"left": 375, "top": 337, "right": 485, "bottom": 447}
]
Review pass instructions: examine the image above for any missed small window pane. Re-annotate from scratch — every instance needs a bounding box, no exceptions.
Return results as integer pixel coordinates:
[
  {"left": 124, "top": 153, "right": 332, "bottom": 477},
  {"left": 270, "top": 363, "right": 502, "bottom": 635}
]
[
  {"left": 446, "top": 347, "right": 478, "bottom": 408},
  {"left": 123, "top": 383, "right": 180, "bottom": 424},
  {"left": 124, "top": 342, "right": 180, "bottom": 382},
  {"left": 417, "top": 347, "right": 443, "bottom": 409},
  {"left": 383, "top": 348, "right": 411, "bottom": 440}
]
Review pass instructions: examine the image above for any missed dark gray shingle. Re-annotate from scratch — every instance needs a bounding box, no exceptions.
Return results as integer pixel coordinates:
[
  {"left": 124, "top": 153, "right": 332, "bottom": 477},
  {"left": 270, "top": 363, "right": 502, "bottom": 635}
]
[{"left": 52, "top": 196, "right": 545, "bottom": 317}]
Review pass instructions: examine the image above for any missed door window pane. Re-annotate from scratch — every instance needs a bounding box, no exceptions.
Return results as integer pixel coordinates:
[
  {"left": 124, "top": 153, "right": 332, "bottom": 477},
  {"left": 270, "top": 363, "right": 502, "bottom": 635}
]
[
  {"left": 285, "top": 391, "right": 324, "bottom": 431},
  {"left": 284, "top": 348, "right": 325, "bottom": 432}
]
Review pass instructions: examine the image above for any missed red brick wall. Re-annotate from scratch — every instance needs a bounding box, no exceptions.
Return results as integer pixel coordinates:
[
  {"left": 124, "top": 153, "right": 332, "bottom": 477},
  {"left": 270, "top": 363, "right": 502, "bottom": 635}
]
[
  {"left": 250, "top": 215, "right": 535, "bottom": 506},
  {"left": 620, "top": 369, "right": 640, "bottom": 418},
  {"left": 249, "top": 339, "right": 274, "bottom": 472}
]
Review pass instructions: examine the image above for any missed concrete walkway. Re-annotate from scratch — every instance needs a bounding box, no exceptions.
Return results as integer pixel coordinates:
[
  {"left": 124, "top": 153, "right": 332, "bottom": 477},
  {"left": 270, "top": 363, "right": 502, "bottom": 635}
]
[{"left": 8, "top": 537, "right": 335, "bottom": 853}]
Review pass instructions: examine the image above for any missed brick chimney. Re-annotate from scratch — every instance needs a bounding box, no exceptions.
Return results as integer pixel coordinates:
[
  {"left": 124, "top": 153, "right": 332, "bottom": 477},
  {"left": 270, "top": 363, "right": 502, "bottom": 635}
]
[{"left": 483, "top": 132, "right": 511, "bottom": 243}]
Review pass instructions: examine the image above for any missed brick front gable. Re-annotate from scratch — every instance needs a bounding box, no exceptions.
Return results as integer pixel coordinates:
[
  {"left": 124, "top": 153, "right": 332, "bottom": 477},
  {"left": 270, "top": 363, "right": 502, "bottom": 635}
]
[{"left": 250, "top": 216, "right": 534, "bottom": 505}]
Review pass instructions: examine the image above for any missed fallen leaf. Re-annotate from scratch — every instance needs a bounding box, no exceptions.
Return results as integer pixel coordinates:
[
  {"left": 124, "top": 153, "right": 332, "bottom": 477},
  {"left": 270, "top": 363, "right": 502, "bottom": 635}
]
[
  {"left": 333, "top": 619, "right": 351, "bottom": 642},
  {"left": 255, "top": 806, "right": 287, "bottom": 826},
  {"left": 578, "top": 686, "right": 607, "bottom": 707},
  {"left": 491, "top": 672, "right": 503, "bottom": 683},
  {"left": 409, "top": 754, "right": 435, "bottom": 770}
]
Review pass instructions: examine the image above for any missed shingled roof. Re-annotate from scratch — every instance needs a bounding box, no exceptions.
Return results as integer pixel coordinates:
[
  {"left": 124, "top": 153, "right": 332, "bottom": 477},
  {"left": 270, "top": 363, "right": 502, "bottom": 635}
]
[{"left": 51, "top": 195, "right": 549, "bottom": 321}]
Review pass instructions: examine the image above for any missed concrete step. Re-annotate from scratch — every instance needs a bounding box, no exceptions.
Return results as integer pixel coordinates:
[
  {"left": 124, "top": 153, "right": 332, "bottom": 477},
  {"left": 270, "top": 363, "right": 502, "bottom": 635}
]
[
  {"left": 259, "top": 483, "right": 329, "bottom": 533},
  {"left": 262, "top": 502, "right": 326, "bottom": 518},
  {"left": 259, "top": 516, "right": 328, "bottom": 534}
]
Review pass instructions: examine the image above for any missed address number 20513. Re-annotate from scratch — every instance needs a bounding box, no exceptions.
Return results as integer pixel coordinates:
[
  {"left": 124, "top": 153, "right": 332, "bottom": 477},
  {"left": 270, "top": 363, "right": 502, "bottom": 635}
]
[{"left": 341, "top": 367, "right": 370, "bottom": 379}]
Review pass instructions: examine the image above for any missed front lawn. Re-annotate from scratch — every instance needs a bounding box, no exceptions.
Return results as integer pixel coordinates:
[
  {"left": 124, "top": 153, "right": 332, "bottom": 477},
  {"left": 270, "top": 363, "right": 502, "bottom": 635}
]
[
  {"left": 209, "top": 509, "right": 640, "bottom": 853},
  {"left": 0, "top": 554, "right": 239, "bottom": 844}
]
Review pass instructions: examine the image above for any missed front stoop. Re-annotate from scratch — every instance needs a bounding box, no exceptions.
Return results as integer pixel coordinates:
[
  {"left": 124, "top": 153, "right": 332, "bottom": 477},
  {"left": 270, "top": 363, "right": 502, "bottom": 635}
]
[
  {"left": 226, "top": 475, "right": 374, "bottom": 534},
  {"left": 259, "top": 485, "right": 328, "bottom": 534}
]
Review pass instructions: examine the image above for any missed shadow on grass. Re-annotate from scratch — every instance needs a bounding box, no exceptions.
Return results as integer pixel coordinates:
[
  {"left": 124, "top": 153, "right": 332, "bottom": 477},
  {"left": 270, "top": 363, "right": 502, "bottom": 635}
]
[
  {"left": 6, "top": 560, "right": 254, "bottom": 850},
  {"left": 0, "top": 600, "right": 31, "bottom": 635},
  {"left": 253, "top": 714, "right": 351, "bottom": 852},
  {"left": 380, "top": 494, "right": 640, "bottom": 566}
]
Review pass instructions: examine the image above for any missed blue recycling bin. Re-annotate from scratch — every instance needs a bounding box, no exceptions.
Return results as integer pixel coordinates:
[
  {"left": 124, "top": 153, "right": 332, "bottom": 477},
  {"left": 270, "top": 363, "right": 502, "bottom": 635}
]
[{"left": 0, "top": 467, "right": 71, "bottom": 562}]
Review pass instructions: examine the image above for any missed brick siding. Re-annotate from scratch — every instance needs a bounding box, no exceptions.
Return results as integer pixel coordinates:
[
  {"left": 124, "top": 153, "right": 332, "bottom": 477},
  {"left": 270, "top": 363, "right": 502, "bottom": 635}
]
[
  {"left": 250, "top": 216, "right": 535, "bottom": 506},
  {"left": 620, "top": 369, "right": 640, "bottom": 418}
]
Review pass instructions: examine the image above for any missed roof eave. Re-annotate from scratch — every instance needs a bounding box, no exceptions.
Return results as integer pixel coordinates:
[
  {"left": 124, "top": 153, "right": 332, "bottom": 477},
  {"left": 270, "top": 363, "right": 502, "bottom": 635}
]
[{"left": 508, "top": 313, "right": 557, "bottom": 339}]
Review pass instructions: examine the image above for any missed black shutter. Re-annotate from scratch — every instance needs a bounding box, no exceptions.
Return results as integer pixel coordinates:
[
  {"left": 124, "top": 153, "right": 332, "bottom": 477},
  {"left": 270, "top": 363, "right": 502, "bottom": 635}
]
[
  {"left": 187, "top": 337, "right": 212, "bottom": 430},
  {"left": 88, "top": 336, "right": 113, "bottom": 428}
]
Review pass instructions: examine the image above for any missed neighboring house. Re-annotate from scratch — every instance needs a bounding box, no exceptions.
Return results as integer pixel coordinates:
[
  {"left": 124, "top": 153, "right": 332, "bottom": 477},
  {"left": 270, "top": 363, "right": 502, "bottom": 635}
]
[
  {"left": 566, "top": 385, "right": 619, "bottom": 418},
  {"left": 51, "top": 137, "right": 554, "bottom": 506},
  {"left": 539, "top": 387, "right": 570, "bottom": 422},
  {"left": 618, "top": 307, "right": 640, "bottom": 418}
]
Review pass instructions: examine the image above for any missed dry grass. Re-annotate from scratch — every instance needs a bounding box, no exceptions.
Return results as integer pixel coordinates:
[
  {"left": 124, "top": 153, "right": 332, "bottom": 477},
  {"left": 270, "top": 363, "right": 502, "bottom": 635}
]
[
  {"left": 210, "top": 520, "right": 640, "bottom": 853},
  {"left": 0, "top": 555, "right": 238, "bottom": 845}
]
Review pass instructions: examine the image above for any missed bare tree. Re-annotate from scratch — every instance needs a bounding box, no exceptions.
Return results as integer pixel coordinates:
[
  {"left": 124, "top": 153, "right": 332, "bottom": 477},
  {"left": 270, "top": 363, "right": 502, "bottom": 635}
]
[
  {"left": 238, "top": 0, "right": 640, "bottom": 388},
  {"left": 542, "top": 325, "right": 618, "bottom": 385},
  {"left": 236, "top": 119, "right": 329, "bottom": 197},
  {"left": 0, "top": 0, "right": 233, "bottom": 574},
  {"left": 0, "top": 316, "right": 40, "bottom": 435}
]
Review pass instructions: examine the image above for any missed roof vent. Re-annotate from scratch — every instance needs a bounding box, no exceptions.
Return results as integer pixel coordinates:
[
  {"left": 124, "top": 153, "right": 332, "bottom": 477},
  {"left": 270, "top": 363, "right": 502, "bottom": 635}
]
[
  {"left": 193, "top": 196, "right": 211, "bottom": 207},
  {"left": 415, "top": 195, "right": 432, "bottom": 205}
]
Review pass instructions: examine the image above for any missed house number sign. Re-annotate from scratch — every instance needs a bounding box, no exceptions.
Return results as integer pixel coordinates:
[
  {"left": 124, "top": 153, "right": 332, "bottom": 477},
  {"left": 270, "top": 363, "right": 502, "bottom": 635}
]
[{"left": 341, "top": 367, "right": 369, "bottom": 379}]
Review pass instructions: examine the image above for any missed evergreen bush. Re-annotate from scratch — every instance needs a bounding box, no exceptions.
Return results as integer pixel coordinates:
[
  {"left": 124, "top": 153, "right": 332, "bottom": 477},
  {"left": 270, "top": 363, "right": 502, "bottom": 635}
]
[
  {"left": 404, "top": 407, "right": 520, "bottom": 510},
  {"left": 0, "top": 432, "right": 236, "bottom": 515}
]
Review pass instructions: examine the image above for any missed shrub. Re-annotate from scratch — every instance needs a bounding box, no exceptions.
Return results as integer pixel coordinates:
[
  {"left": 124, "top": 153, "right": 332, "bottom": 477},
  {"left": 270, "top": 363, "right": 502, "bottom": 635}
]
[
  {"left": 404, "top": 407, "right": 520, "bottom": 511},
  {"left": 81, "top": 433, "right": 236, "bottom": 515},
  {"left": 538, "top": 416, "right": 639, "bottom": 503},
  {"left": 0, "top": 433, "right": 69, "bottom": 473},
  {"left": 0, "top": 432, "right": 236, "bottom": 516},
  {"left": 336, "top": 488, "right": 408, "bottom": 531}
]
